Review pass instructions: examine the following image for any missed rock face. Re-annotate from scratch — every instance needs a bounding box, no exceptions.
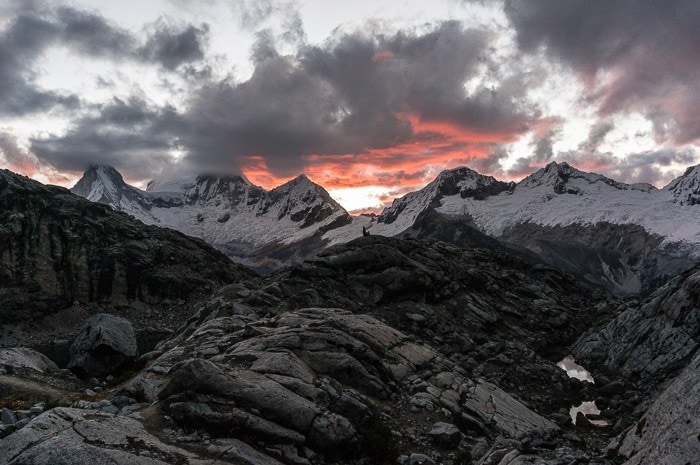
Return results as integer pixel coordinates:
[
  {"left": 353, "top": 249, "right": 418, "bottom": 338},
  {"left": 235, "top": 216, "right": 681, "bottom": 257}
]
[
  {"left": 132, "top": 308, "right": 557, "bottom": 464},
  {"left": 0, "top": 169, "right": 254, "bottom": 324},
  {"left": 498, "top": 221, "right": 690, "bottom": 296},
  {"left": 607, "top": 352, "right": 700, "bottom": 465},
  {"left": 573, "top": 262, "right": 700, "bottom": 386},
  {"left": 68, "top": 314, "right": 138, "bottom": 377},
  {"left": 0, "top": 407, "right": 229, "bottom": 465},
  {"left": 264, "top": 235, "right": 607, "bottom": 355}
]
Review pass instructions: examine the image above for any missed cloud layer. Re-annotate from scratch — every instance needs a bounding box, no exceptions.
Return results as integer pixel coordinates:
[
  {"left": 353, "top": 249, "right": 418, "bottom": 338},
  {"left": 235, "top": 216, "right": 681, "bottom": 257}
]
[{"left": 1, "top": 0, "right": 699, "bottom": 207}]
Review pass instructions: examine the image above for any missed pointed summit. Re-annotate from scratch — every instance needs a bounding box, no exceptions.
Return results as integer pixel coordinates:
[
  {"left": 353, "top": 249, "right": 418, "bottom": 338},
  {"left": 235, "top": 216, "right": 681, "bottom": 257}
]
[
  {"left": 71, "top": 165, "right": 131, "bottom": 204},
  {"left": 71, "top": 165, "right": 153, "bottom": 219},
  {"left": 263, "top": 174, "right": 350, "bottom": 228},
  {"left": 518, "top": 161, "right": 649, "bottom": 194},
  {"left": 379, "top": 166, "right": 510, "bottom": 226},
  {"left": 664, "top": 165, "right": 700, "bottom": 205},
  {"left": 433, "top": 166, "right": 512, "bottom": 200}
]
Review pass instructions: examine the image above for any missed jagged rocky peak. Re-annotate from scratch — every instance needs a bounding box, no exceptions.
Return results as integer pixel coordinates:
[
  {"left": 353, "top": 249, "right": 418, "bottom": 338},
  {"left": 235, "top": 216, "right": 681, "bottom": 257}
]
[
  {"left": 433, "top": 166, "right": 512, "bottom": 199},
  {"left": 379, "top": 165, "right": 509, "bottom": 225},
  {"left": 664, "top": 164, "right": 700, "bottom": 205},
  {"left": 70, "top": 164, "right": 155, "bottom": 218},
  {"left": 71, "top": 164, "right": 130, "bottom": 202},
  {"left": 184, "top": 173, "right": 265, "bottom": 206},
  {"left": 518, "top": 161, "right": 653, "bottom": 194},
  {"left": 261, "top": 174, "right": 350, "bottom": 226}
]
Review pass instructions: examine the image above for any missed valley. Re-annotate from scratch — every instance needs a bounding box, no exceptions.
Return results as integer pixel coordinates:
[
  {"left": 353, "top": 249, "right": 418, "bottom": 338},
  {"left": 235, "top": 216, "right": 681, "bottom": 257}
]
[{"left": 0, "top": 166, "right": 698, "bottom": 465}]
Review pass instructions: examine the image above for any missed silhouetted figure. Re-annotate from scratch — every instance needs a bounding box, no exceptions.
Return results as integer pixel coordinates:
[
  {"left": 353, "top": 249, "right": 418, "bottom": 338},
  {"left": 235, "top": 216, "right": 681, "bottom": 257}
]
[{"left": 362, "top": 225, "right": 370, "bottom": 236}]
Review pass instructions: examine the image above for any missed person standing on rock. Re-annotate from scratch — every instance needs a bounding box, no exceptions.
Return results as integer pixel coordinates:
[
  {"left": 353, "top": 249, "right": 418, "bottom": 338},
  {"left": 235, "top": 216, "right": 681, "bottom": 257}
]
[{"left": 362, "top": 225, "right": 371, "bottom": 236}]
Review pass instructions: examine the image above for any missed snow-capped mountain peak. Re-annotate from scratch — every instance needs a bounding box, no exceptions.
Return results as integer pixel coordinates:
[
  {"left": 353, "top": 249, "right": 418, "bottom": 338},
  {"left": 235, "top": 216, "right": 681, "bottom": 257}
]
[
  {"left": 71, "top": 165, "right": 153, "bottom": 218},
  {"left": 182, "top": 174, "right": 264, "bottom": 208},
  {"left": 71, "top": 164, "right": 128, "bottom": 203},
  {"left": 378, "top": 166, "right": 511, "bottom": 228},
  {"left": 664, "top": 164, "right": 700, "bottom": 205},
  {"left": 261, "top": 174, "right": 347, "bottom": 227},
  {"left": 72, "top": 166, "right": 352, "bottom": 265},
  {"left": 516, "top": 161, "right": 651, "bottom": 195}
]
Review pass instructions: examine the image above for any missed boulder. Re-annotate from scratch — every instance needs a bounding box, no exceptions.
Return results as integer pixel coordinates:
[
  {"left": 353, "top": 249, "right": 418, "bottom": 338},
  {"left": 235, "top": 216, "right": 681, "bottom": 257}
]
[
  {"left": 68, "top": 314, "right": 137, "bottom": 377},
  {"left": 0, "top": 348, "right": 59, "bottom": 374},
  {"left": 428, "top": 422, "right": 461, "bottom": 448}
]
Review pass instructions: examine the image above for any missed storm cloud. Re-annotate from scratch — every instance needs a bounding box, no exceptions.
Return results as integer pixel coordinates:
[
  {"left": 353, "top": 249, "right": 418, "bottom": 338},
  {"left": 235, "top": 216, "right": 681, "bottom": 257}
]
[
  {"left": 505, "top": 0, "right": 700, "bottom": 144},
  {"left": 31, "top": 97, "right": 182, "bottom": 176},
  {"left": 176, "top": 21, "right": 534, "bottom": 176},
  {"left": 4, "top": 1, "right": 700, "bottom": 202},
  {"left": 0, "top": 5, "right": 208, "bottom": 117}
]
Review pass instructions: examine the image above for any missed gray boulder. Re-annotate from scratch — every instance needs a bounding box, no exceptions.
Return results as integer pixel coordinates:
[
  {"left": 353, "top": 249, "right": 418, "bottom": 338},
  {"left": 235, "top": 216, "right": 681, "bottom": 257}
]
[
  {"left": 68, "top": 314, "right": 137, "bottom": 377},
  {"left": 428, "top": 422, "right": 461, "bottom": 448},
  {"left": 0, "top": 348, "right": 59, "bottom": 374}
]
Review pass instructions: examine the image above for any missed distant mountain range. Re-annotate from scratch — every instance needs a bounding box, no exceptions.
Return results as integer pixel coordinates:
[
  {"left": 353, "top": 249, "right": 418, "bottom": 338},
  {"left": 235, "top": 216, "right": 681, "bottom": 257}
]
[
  {"left": 71, "top": 162, "right": 700, "bottom": 295},
  {"left": 71, "top": 165, "right": 351, "bottom": 272}
]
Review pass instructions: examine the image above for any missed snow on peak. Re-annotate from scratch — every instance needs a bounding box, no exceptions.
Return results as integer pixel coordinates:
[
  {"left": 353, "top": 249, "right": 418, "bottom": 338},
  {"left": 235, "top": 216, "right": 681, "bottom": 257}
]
[
  {"left": 664, "top": 165, "right": 700, "bottom": 205},
  {"left": 73, "top": 166, "right": 351, "bottom": 252},
  {"left": 517, "top": 161, "right": 649, "bottom": 195},
  {"left": 181, "top": 174, "right": 264, "bottom": 207},
  {"left": 71, "top": 165, "right": 156, "bottom": 221},
  {"left": 378, "top": 166, "right": 510, "bottom": 228},
  {"left": 72, "top": 165, "right": 130, "bottom": 203}
]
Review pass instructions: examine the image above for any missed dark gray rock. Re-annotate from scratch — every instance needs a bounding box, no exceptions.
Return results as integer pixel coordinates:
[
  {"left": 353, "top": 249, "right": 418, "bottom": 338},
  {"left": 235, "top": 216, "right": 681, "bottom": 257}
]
[
  {"left": 574, "top": 262, "right": 700, "bottom": 386},
  {"left": 68, "top": 314, "right": 137, "bottom": 377},
  {"left": 607, "top": 352, "right": 700, "bottom": 465},
  {"left": 0, "top": 348, "right": 59, "bottom": 374},
  {"left": 1, "top": 408, "right": 17, "bottom": 426},
  {"left": 0, "top": 169, "right": 255, "bottom": 325},
  {"left": 428, "top": 422, "right": 461, "bottom": 448}
]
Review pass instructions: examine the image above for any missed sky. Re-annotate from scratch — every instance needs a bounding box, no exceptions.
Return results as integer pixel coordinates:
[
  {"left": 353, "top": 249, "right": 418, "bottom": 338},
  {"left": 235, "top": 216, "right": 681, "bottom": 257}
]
[{"left": 1, "top": 0, "right": 700, "bottom": 212}]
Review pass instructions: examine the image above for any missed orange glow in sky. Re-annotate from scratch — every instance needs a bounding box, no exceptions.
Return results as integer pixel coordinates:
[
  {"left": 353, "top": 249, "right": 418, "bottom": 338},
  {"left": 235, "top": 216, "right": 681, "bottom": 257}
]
[{"left": 242, "top": 113, "right": 525, "bottom": 212}]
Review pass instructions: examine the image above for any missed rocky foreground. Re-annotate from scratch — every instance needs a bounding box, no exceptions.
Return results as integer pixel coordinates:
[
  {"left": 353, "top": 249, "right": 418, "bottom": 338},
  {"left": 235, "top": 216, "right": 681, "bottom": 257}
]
[{"left": 0, "top": 169, "right": 698, "bottom": 464}]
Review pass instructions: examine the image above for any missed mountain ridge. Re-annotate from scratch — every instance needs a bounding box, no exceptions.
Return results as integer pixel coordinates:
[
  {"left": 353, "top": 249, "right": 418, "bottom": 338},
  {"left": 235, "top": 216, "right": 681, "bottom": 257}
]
[
  {"left": 70, "top": 165, "right": 352, "bottom": 271},
  {"left": 70, "top": 162, "right": 700, "bottom": 293}
]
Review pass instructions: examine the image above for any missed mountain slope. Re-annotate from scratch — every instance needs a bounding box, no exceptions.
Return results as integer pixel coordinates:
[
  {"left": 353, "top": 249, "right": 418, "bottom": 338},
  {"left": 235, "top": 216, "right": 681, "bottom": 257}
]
[
  {"left": 71, "top": 166, "right": 352, "bottom": 269},
  {"left": 0, "top": 169, "right": 255, "bottom": 324},
  {"left": 360, "top": 161, "right": 700, "bottom": 295},
  {"left": 664, "top": 164, "right": 700, "bottom": 205}
]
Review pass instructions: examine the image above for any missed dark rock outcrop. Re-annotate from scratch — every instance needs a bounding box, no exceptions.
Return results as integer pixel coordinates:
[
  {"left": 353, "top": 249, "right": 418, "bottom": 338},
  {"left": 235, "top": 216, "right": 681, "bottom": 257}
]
[
  {"left": 573, "top": 261, "right": 700, "bottom": 387},
  {"left": 68, "top": 314, "right": 138, "bottom": 377},
  {"left": 606, "top": 352, "right": 700, "bottom": 465},
  {"left": 0, "top": 169, "right": 255, "bottom": 324},
  {"left": 131, "top": 308, "right": 557, "bottom": 464}
]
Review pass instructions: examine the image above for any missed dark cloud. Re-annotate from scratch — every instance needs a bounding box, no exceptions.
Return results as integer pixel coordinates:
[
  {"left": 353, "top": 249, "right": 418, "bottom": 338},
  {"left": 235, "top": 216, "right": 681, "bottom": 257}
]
[
  {"left": 505, "top": 0, "right": 700, "bottom": 144},
  {"left": 55, "top": 7, "right": 136, "bottom": 58},
  {"left": 30, "top": 97, "right": 181, "bottom": 177},
  {"left": 0, "top": 132, "right": 32, "bottom": 167},
  {"left": 0, "top": 11, "right": 82, "bottom": 115},
  {"left": 0, "top": 5, "right": 208, "bottom": 117},
  {"left": 140, "top": 21, "right": 209, "bottom": 70},
  {"left": 172, "top": 21, "right": 533, "bottom": 176}
]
